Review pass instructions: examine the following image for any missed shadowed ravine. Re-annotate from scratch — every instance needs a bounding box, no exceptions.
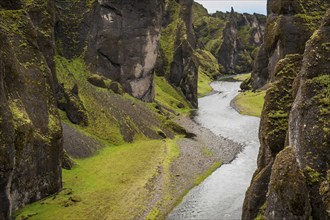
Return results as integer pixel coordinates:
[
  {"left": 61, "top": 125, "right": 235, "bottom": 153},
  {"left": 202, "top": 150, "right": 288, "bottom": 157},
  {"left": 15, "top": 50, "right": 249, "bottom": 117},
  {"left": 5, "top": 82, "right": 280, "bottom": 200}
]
[{"left": 167, "top": 81, "right": 260, "bottom": 220}]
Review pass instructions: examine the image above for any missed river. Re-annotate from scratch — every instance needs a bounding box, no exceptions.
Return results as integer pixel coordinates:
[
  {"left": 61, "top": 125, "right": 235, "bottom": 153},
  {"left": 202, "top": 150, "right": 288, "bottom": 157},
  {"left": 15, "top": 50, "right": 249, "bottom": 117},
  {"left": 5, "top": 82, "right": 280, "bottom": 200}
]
[{"left": 167, "top": 80, "right": 260, "bottom": 220}]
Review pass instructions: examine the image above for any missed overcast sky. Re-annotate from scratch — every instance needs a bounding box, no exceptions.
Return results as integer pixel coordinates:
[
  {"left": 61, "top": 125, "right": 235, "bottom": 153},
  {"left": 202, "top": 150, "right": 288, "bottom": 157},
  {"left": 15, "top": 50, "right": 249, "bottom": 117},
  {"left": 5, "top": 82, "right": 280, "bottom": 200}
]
[{"left": 195, "top": 0, "right": 267, "bottom": 15}]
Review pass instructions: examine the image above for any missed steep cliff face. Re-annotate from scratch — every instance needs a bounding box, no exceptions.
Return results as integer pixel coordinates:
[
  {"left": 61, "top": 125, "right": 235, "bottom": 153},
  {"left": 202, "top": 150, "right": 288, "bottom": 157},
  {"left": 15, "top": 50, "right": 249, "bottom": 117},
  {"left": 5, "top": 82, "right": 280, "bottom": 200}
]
[
  {"left": 86, "top": 0, "right": 163, "bottom": 102},
  {"left": 158, "top": 0, "right": 198, "bottom": 107},
  {"left": 56, "top": 0, "right": 164, "bottom": 102},
  {"left": 243, "top": 8, "right": 330, "bottom": 220},
  {"left": 0, "top": 1, "right": 62, "bottom": 219},
  {"left": 249, "top": 0, "right": 329, "bottom": 89},
  {"left": 192, "top": 4, "right": 266, "bottom": 75},
  {"left": 287, "top": 12, "right": 330, "bottom": 218},
  {"left": 217, "top": 10, "right": 266, "bottom": 74}
]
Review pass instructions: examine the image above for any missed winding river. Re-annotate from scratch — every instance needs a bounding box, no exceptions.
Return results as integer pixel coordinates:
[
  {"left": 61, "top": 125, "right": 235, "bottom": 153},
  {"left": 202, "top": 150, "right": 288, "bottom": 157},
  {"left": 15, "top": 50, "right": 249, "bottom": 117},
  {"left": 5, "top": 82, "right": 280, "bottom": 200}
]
[{"left": 167, "top": 80, "right": 260, "bottom": 220}]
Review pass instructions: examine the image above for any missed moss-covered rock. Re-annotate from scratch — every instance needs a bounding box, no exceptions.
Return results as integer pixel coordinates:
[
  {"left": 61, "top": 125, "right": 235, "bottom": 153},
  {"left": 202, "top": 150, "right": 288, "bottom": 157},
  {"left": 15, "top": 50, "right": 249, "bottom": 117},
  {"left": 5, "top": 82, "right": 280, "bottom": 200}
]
[
  {"left": 249, "top": 0, "right": 329, "bottom": 89},
  {"left": 244, "top": 8, "right": 330, "bottom": 220},
  {"left": 157, "top": 0, "right": 198, "bottom": 107},
  {"left": 289, "top": 10, "right": 330, "bottom": 218},
  {"left": 0, "top": 5, "right": 62, "bottom": 219},
  {"left": 242, "top": 54, "right": 302, "bottom": 219},
  {"left": 265, "top": 147, "right": 311, "bottom": 219},
  {"left": 192, "top": 4, "right": 266, "bottom": 75}
]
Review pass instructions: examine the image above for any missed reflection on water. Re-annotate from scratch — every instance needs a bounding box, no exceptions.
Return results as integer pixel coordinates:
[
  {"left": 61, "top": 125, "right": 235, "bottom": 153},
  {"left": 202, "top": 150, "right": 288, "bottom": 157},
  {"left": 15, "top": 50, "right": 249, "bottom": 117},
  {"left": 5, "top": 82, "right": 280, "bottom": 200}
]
[{"left": 167, "top": 81, "right": 260, "bottom": 220}]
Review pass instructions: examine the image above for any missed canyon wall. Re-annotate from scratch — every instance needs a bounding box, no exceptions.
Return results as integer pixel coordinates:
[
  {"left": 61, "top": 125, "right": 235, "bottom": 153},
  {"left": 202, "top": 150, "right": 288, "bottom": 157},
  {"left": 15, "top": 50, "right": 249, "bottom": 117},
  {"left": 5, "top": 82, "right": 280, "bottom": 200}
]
[
  {"left": 158, "top": 0, "right": 198, "bottom": 107},
  {"left": 243, "top": 2, "right": 330, "bottom": 219},
  {"left": 248, "top": 0, "right": 329, "bottom": 89},
  {"left": 0, "top": 1, "right": 62, "bottom": 218},
  {"left": 192, "top": 3, "right": 266, "bottom": 76}
]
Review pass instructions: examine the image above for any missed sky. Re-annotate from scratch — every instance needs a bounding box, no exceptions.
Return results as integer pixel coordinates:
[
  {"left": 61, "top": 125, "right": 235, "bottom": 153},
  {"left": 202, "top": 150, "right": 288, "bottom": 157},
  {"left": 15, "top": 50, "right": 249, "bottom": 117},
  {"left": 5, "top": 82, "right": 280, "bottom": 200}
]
[{"left": 195, "top": 0, "right": 267, "bottom": 15}]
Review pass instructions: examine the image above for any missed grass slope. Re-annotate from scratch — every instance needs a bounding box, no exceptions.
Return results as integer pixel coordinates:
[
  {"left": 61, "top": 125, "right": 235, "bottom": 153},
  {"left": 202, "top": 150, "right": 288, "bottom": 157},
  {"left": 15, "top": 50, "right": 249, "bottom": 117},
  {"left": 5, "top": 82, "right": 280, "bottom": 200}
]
[
  {"left": 233, "top": 91, "right": 266, "bottom": 117},
  {"left": 232, "top": 73, "right": 265, "bottom": 117},
  {"left": 15, "top": 139, "right": 179, "bottom": 220},
  {"left": 198, "top": 70, "right": 213, "bottom": 97},
  {"left": 154, "top": 76, "right": 191, "bottom": 114}
]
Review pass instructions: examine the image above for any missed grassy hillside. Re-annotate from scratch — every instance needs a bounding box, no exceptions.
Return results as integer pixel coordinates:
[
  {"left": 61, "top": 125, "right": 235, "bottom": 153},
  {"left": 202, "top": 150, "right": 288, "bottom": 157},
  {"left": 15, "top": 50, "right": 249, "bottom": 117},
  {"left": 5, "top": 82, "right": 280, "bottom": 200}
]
[{"left": 15, "top": 139, "right": 180, "bottom": 219}]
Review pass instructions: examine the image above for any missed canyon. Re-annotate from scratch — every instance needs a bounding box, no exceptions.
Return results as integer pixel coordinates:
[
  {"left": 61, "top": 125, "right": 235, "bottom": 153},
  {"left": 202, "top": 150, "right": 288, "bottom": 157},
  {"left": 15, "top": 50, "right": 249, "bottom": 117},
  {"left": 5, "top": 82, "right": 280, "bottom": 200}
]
[{"left": 0, "top": 0, "right": 329, "bottom": 219}]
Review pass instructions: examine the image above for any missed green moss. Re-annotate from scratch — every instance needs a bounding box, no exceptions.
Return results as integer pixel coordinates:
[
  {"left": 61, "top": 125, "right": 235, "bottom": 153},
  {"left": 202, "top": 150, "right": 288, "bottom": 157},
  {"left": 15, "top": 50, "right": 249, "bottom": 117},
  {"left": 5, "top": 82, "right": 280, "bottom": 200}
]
[
  {"left": 198, "top": 70, "right": 213, "bottom": 97},
  {"left": 305, "top": 166, "right": 322, "bottom": 185},
  {"left": 192, "top": 2, "right": 226, "bottom": 55},
  {"left": 154, "top": 76, "right": 191, "bottom": 114},
  {"left": 8, "top": 99, "right": 32, "bottom": 128},
  {"left": 56, "top": 56, "right": 125, "bottom": 144},
  {"left": 306, "top": 75, "right": 330, "bottom": 133},
  {"left": 195, "top": 49, "right": 221, "bottom": 97},
  {"left": 233, "top": 91, "right": 266, "bottom": 117},
  {"left": 0, "top": 10, "right": 27, "bottom": 36},
  {"left": 255, "top": 202, "right": 267, "bottom": 220},
  {"left": 160, "top": 0, "right": 181, "bottom": 73},
  {"left": 268, "top": 110, "right": 288, "bottom": 119},
  {"left": 146, "top": 208, "right": 160, "bottom": 220},
  {"left": 238, "top": 25, "right": 252, "bottom": 49},
  {"left": 295, "top": 13, "right": 324, "bottom": 32}
]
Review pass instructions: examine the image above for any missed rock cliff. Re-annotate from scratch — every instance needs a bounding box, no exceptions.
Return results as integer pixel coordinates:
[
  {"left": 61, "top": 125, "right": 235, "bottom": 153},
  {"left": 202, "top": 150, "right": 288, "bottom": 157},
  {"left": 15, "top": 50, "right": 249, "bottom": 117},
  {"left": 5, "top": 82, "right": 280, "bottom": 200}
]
[
  {"left": 192, "top": 3, "right": 266, "bottom": 75},
  {"left": 55, "top": 0, "right": 164, "bottom": 102},
  {"left": 0, "top": 0, "right": 179, "bottom": 218},
  {"left": 158, "top": 0, "right": 198, "bottom": 107},
  {"left": 248, "top": 0, "right": 329, "bottom": 89},
  {"left": 0, "top": 1, "right": 62, "bottom": 219},
  {"left": 243, "top": 5, "right": 330, "bottom": 220}
]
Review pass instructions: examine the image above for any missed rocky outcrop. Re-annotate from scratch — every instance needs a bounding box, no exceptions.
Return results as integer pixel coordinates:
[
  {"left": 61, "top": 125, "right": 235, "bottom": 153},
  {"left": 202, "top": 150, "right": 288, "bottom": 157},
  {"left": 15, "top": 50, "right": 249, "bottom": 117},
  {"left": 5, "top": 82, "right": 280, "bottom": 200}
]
[
  {"left": 192, "top": 3, "right": 266, "bottom": 75},
  {"left": 55, "top": 0, "right": 164, "bottom": 102},
  {"left": 158, "top": 0, "right": 198, "bottom": 108},
  {"left": 249, "top": 0, "right": 329, "bottom": 89},
  {"left": 217, "top": 9, "right": 266, "bottom": 74},
  {"left": 243, "top": 54, "right": 303, "bottom": 219},
  {"left": 0, "top": 1, "right": 62, "bottom": 219},
  {"left": 243, "top": 7, "right": 330, "bottom": 220},
  {"left": 86, "top": 0, "right": 163, "bottom": 102},
  {"left": 288, "top": 12, "right": 330, "bottom": 218}
]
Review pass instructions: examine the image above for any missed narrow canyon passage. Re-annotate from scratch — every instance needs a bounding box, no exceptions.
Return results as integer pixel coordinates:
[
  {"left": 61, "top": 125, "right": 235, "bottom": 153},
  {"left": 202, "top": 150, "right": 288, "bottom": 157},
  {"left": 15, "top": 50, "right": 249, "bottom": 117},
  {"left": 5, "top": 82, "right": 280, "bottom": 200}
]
[{"left": 167, "top": 80, "right": 260, "bottom": 220}]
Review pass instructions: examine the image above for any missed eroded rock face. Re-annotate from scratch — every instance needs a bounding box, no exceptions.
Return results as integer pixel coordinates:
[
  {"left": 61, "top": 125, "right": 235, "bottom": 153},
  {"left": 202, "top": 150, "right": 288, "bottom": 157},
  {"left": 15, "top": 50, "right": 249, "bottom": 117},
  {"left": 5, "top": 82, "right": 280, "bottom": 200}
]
[
  {"left": 85, "top": 0, "right": 164, "bottom": 102},
  {"left": 243, "top": 8, "right": 330, "bottom": 220},
  {"left": 265, "top": 147, "right": 311, "bottom": 219},
  {"left": 192, "top": 3, "right": 266, "bottom": 76},
  {"left": 217, "top": 10, "right": 266, "bottom": 74},
  {"left": 289, "top": 11, "right": 330, "bottom": 218},
  {"left": 242, "top": 54, "right": 303, "bottom": 219},
  {"left": 158, "top": 0, "right": 198, "bottom": 107},
  {"left": 249, "top": 0, "right": 329, "bottom": 89},
  {"left": 0, "top": 2, "right": 62, "bottom": 219}
]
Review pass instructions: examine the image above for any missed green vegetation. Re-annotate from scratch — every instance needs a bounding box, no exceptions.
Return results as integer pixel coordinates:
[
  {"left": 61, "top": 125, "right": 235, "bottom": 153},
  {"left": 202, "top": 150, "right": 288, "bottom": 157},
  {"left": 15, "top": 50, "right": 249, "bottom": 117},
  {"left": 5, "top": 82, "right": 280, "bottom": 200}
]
[
  {"left": 160, "top": 0, "right": 181, "bottom": 73},
  {"left": 15, "top": 140, "right": 173, "bottom": 219},
  {"left": 238, "top": 26, "right": 252, "bottom": 49},
  {"left": 305, "top": 166, "right": 322, "bottom": 185},
  {"left": 255, "top": 202, "right": 267, "bottom": 220},
  {"left": 195, "top": 49, "right": 221, "bottom": 97},
  {"left": 192, "top": 2, "right": 226, "bottom": 54},
  {"left": 233, "top": 73, "right": 251, "bottom": 81},
  {"left": 233, "top": 91, "right": 266, "bottom": 117},
  {"left": 198, "top": 71, "right": 213, "bottom": 97},
  {"left": 154, "top": 76, "right": 191, "bottom": 114},
  {"left": 56, "top": 56, "right": 126, "bottom": 144}
]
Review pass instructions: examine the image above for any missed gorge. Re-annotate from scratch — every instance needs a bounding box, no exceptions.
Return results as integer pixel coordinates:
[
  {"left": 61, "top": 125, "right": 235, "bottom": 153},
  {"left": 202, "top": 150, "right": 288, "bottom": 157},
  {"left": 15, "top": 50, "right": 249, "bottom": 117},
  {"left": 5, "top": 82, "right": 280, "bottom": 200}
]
[{"left": 0, "top": 0, "right": 329, "bottom": 219}]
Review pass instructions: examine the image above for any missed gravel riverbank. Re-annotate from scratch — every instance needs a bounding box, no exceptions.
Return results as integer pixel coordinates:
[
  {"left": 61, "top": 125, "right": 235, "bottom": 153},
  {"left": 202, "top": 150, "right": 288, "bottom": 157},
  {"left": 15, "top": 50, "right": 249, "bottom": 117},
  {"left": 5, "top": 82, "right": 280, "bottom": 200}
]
[{"left": 152, "top": 116, "right": 244, "bottom": 218}]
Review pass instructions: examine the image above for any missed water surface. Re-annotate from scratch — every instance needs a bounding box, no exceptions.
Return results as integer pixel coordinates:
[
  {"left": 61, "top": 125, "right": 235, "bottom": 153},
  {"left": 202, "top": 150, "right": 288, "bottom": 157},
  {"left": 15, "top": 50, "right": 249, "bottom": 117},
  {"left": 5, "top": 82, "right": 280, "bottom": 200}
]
[{"left": 167, "top": 81, "right": 260, "bottom": 220}]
